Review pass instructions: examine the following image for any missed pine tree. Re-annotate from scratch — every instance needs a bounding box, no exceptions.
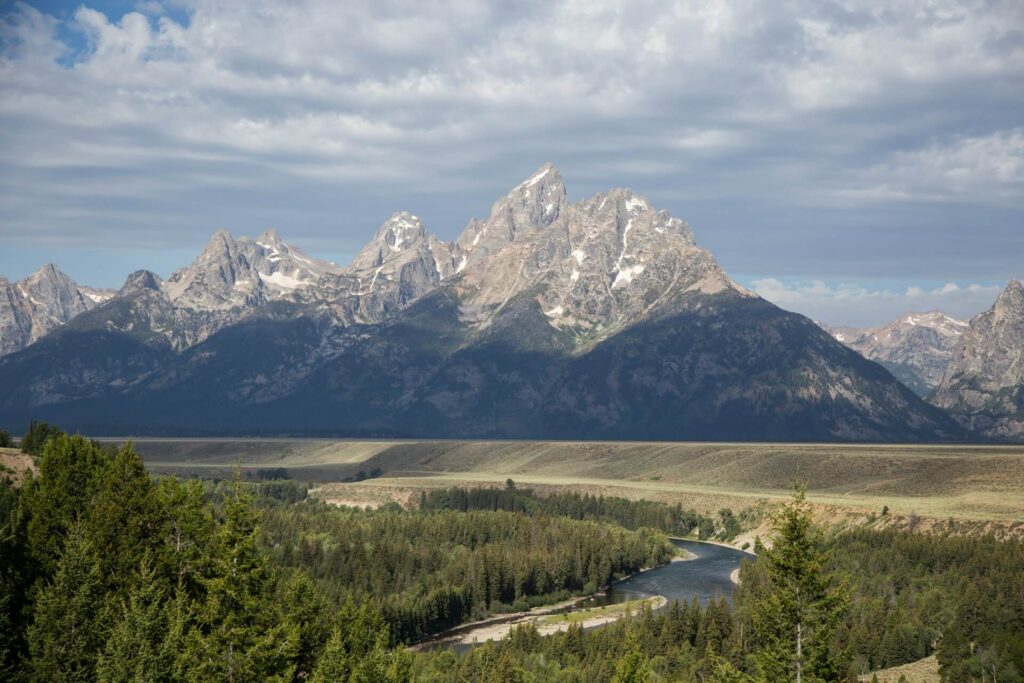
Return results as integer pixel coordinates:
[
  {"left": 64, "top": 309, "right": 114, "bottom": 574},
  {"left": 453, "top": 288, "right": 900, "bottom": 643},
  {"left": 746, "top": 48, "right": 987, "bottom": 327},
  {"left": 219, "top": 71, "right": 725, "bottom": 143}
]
[
  {"left": 0, "top": 479, "right": 32, "bottom": 679},
  {"left": 157, "top": 477, "right": 213, "bottom": 595},
  {"left": 21, "top": 434, "right": 110, "bottom": 576},
  {"left": 311, "top": 599, "right": 410, "bottom": 682},
  {"left": 26, "top": 523, "right": 107, "bottom": 682},
  {"left": 751, "top": 485, "right": 849, "bottom": 683},
  {"left": 309, "top": 625, "right": 351, "bottom": 682},
  {"left": 612, "top": 631, "right": 651, "bottom": 683},
  {"left": 84, "top": 443, "right": 164, "bottom": 593},
  {"left": 177, "top": 478, "right": 298, "bottom": 682},
  {"left": 281, "top": 572, "right": 331, "bottom": 680},
  {"left": 96, "top": 560, "right": 172, "bottom": 682}
]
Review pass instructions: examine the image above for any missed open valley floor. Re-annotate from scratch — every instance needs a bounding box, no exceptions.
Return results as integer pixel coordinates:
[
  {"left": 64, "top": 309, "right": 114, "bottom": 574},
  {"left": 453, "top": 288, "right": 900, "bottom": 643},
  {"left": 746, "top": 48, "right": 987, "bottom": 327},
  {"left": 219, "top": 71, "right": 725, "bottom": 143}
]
[{"left": 116, "top": 438, "right": 1024, "bottom": 537}]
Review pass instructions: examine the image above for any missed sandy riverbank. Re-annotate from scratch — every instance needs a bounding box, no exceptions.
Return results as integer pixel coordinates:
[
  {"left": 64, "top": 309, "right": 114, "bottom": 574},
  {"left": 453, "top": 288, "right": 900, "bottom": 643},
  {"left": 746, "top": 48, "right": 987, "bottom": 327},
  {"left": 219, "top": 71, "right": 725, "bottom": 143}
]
[{"left": 445, "top": 596, "right": 669, "bottom": 646}]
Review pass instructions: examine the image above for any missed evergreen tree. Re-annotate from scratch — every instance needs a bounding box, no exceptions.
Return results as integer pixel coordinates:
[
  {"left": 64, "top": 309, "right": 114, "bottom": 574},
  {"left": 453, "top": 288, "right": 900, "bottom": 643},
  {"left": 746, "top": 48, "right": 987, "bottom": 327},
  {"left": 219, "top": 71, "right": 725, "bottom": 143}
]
[
  {"left": 281, "top": 572, "right": 331, "bottom": 680},
  {"left": 157, "top": 477, "right": 213, "bottom": 595},
  {"left": 19, "top": 422, "right": 63, "bottom": 457},
  {"left": 21, "top": 434, "right": 110, "bottom": 576},
  {"left": 96, "top": 560, "right": 172, "bottom": 683},
  {"left": 84, "top": 443, "right": 164, "bottom": 593},
  {"left": 751, "top": 486, "right": 849, "bottom": 683},
  {"left": 612, "top": 631, "right": 651, "bottom": 683},
  {"left": 309, "top": 626, "right": 351, "bottom": 682},
  {"left": 26, "top": 523, "right": 107, "bottom": 682},
  {"left": 177, "top": 478, "right": 298, "bottom": 682},
  {"left": 0, "top": 479, "right": 31, "bottom": 679}
]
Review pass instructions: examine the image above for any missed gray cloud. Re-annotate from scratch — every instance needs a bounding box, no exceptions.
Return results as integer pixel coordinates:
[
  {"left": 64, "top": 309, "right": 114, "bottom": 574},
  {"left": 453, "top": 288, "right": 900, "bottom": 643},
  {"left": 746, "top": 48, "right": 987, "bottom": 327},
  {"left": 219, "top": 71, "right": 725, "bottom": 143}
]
[{"left": 0, "top": 0, "right": 1021, "bottom": 325}]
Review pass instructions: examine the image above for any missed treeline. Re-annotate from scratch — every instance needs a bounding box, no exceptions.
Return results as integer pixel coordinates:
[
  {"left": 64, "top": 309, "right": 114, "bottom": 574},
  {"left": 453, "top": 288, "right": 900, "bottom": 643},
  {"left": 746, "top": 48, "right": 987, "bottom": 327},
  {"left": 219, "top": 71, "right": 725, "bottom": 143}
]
[
  {"left": 0, "top": 430, "right": 674, "bottom": 680},
  {"left": 410, "top": 516, "right": 1024, "bottom": 681},
  {"left": 735, "top": 527, "right": 1024, "bottom": 678},
  {"left": 3, "top": 425, "right": 1022, "bottom": 681},
  {"left": 418, "top": 484, "right": 746, "bottom": 541},
  {"left": 0, "top": 433, "right": 414, "bottom": 680},
  {"left": 826, "top": 528, "right": 1024, "bottom": 679},
  {"left": 260, "top": 502, "right": 675, "bottom": 643},
  {"left": 412, "top": 600, "right": 735, "bottom": 681}
]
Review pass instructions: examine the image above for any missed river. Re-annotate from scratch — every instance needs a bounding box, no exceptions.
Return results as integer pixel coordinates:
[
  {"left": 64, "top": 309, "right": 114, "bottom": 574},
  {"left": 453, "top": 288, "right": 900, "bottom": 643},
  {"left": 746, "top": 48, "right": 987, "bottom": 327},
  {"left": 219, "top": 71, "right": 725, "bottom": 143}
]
[
  {"left": 414, "top": 538, "right": 752, "bottom": 651},
  {"left": 578, "top": 539, "right": 752, "bottom": 608}
]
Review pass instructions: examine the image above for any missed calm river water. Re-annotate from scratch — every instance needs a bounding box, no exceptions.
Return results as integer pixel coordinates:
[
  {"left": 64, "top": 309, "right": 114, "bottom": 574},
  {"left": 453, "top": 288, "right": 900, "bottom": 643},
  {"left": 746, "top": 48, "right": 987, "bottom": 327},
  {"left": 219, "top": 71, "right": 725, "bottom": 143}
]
[{"left": 416, "top": 539, "right": 752, "bottom": 651}]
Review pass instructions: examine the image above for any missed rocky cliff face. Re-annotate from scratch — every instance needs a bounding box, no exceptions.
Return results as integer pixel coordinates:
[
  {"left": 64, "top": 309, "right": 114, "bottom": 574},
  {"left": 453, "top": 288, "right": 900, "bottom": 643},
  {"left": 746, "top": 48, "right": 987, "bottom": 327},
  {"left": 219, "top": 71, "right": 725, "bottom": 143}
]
[
  {"left": 828, "top": 311, "right": 967, "bottom": 396},
  {"left": 0, "top": 165, "right": 968, "bottom": 441},
  {"left": 0, "top": 264, "right": 113, "bottom": 356},
  {"left": 932, "top": 281, "right": 1024, "bottom": 439}
]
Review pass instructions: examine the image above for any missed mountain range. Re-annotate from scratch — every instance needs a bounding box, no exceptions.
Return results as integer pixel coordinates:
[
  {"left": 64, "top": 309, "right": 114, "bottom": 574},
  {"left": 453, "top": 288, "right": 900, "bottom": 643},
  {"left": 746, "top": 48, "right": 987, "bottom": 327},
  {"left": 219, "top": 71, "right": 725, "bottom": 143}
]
[
  {"left": 826, "top": 311, "right": 968, "bottom": 396},
  {"left": 0, "top": 265, "right": 113, "bottom": 357},
  {"left": 0, "top": 164, "right": 1017, "bottom": 441}
]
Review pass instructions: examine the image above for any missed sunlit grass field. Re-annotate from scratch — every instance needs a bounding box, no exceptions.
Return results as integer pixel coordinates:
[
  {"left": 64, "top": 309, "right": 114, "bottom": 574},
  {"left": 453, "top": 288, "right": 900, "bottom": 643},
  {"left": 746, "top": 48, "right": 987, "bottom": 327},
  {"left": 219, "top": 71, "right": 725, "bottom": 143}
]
[{"left": 116, "top": 438, "right": 1024, "bottom": 530}]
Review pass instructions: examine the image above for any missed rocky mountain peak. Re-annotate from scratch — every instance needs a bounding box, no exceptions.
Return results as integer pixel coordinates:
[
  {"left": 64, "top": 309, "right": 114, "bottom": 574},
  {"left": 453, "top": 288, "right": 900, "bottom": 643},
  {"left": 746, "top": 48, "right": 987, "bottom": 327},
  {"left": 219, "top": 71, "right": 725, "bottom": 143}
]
[
  {"left": 0, "top": 263, "right": 107, "bottom": 356},
  {"left": 348, "top": 212, "right": 430, "bottom": 272},
  {"left": 451, "top": 174, "right": 743, "bottom": 343},
  {"left": 257, "top": 228, "right": 283, "bottom": 243},
  {"left": 994, "top": 279, "right": 1024, "bottom": 318},
  {"left": 164, "top": 228, "right": 341, "bottom": 310},
  {"left": 453, "top": 163, "right": 568, "bottom": 271},
  {"left": 119, "top": 270, "right": 164, "bottom": 296}
]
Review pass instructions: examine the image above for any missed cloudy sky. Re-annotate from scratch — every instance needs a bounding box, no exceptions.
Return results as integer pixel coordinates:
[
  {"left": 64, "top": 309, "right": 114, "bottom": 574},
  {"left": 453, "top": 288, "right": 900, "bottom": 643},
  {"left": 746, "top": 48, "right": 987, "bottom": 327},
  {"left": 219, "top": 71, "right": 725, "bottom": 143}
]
[{"left": 1, "top": 0, "right": 1021, "bottom": 326}]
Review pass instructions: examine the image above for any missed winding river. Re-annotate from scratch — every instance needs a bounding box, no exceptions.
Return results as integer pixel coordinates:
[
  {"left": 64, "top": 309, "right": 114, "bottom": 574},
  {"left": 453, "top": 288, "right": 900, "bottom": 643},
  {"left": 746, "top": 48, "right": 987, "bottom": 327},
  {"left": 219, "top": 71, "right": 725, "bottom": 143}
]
[
  {"left": 582, "top": 539, "right": 752, "bottom": 607},
  {"left": 415, "top": 539, "right": 752, "bottom": 651}
]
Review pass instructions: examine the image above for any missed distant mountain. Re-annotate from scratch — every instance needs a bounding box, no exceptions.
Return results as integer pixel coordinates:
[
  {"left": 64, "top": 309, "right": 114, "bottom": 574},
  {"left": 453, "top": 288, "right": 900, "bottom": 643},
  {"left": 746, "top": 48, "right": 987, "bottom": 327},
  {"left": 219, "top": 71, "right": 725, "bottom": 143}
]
[
  {"left": 0, "top": 264, "right": 113, "bottom": 356},
  {"left": 0, "top": 165, "right": 966, "bottom": 441},
  {"left": 932, "top": 281, "right": 1024, "bottom": 439},
  {"left": 825, "top": 311, "right": 967, "bottom": 396}
]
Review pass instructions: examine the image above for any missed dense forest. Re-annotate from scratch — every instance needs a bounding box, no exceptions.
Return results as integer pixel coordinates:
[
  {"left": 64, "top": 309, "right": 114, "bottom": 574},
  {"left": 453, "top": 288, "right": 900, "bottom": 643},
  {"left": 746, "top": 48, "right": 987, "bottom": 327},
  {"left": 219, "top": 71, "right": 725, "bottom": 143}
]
[
  {"left": 0, "top": 429, "right": 672, "bottom": 680},
  {"left": 1, "top": 424, "right": 1023, "bottom": 681},
  {"left": 260, "top": 504, "right": 673, "bottom": 642},
  {"left": 417, "top": 484, "right": 746, "bottom": 542}
]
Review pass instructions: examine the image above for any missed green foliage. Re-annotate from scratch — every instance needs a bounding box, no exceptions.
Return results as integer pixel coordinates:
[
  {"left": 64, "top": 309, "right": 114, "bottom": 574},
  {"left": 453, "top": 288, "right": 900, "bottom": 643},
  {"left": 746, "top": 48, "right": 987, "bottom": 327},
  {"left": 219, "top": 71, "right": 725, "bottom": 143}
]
[
  {"left": 612, "top": 632, "right": 651, "bottom": 682},
  {"left": 748, "top": 486, "right": 849, "bottom": 682},
  {"left": 281, "top": 573, "right": 331, "bottom": 680},
  {"left": 176, "top": 478, "right": 299, "bottom": 682},
  {"left": 0, "top": 430, "right": 12, "bottom": 448},
  {"left": 262, "top": 501, "right": 675, "bottom": 642},
  {"left": 18, "top": 421, "right": 63, "bottom": 456},
  {"left": 96, "top": 561, "right": 172, "bottom": 683},
  {"left": 310, "top": 599, "right": 411, "bottom": 682},
  {"left": 412, "top": 599, "right": 731, "bottom": 681},
  {"left": 2, "top": 429, "right": 1022, "bottom": 682},
  {"left": 718, "top": 509, "right": 742, "bottom": 542},
  {"left": 21, "top": 433, "right": 111, "bottom": 576},
  {"left": 0, "top": 477, "right": 31, "bottom": 679},
  {"left": 419, "top": 484, "right": 716, "bottom": 538},
  {"left": 27, "top": 523, "right": 108, "bottom": 682},
  {"left": 822, "top": 528, "right": 1024, "bottom": 680},
  {"left": 84, "top": 444, "right": 164, "bottom": 593}
]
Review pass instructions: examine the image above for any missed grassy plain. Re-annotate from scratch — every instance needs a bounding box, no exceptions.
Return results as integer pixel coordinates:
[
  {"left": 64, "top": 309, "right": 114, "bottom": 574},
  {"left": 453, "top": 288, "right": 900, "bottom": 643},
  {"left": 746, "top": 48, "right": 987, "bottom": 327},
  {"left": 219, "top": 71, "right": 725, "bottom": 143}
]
[{"left": 111, "top": 438, "right": 1024, "bottom": 535}]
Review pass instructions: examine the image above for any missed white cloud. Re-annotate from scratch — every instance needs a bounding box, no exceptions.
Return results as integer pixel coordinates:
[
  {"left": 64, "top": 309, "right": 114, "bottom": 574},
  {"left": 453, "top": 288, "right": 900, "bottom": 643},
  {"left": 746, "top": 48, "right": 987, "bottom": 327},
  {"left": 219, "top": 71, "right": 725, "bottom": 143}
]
[
  {"left": 750, "top": 278, "right": 1005, "bottom": 327},
  {"left": 837, "top": 129, "right": 1024, "bottom": 203},
  {"left": 0, "top": 0, "right": 1021, "bottom": 287}
]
